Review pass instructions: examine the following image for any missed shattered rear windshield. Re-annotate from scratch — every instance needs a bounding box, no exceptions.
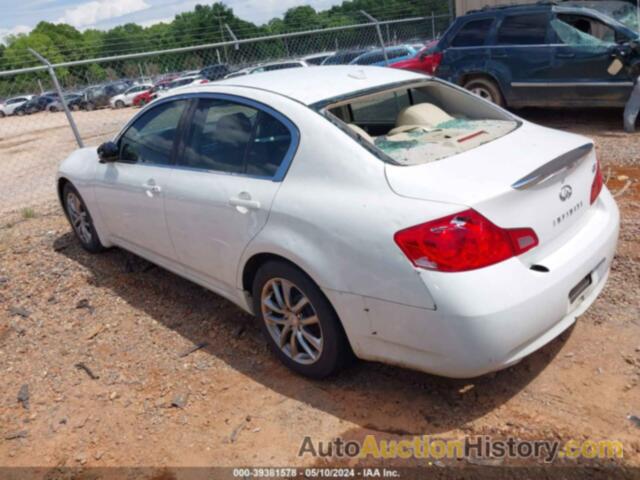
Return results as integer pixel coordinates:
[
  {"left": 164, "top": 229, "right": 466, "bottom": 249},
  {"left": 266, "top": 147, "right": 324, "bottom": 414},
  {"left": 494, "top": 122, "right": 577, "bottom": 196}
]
[{"left": 374, "top": 119, "right": 517, "bottom": 165}]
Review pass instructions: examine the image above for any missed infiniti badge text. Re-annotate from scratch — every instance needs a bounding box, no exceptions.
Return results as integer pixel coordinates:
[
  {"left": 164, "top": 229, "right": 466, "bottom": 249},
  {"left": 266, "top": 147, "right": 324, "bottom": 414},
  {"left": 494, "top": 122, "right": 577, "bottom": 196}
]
[{"left": 553, "top": 201, "right": 584, "bottom": 227}]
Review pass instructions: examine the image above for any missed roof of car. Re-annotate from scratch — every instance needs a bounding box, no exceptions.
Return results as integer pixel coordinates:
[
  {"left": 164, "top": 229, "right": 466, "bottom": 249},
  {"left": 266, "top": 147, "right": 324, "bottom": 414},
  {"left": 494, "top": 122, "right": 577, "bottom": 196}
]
[
  {"left": 465, "top": 0, "right": 618, "bottom": 17},
  {"left": 190, "top": 66, "right": 425, "bottom": 106}
]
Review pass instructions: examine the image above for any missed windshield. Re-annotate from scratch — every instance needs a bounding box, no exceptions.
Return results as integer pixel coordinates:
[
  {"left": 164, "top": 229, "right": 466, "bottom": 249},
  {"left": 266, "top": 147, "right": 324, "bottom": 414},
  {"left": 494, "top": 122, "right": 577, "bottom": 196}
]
[
  {"left": 551, "top": 17, "right": 613, "bottom": 45},
  {"left": 564, "top": 1, "right": 639, "bottom": 32}
]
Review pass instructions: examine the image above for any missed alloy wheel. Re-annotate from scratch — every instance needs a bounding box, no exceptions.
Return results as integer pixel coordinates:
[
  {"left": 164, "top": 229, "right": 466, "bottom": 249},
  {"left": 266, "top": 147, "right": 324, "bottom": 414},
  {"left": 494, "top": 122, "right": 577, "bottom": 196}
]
[
  {"left": 66, "top": 191, "right": 92, "bottom": 244},
  {"left": 470, "top": 86, "right": 493, "bottom": 102},
  {"left": 261, "top": 278, "right": 323, "bottom": 365}
]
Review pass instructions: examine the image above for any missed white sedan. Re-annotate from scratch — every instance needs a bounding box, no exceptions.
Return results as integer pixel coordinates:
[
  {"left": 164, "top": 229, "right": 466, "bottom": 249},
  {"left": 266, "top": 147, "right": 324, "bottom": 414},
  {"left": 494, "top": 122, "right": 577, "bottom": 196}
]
[
  {"left": 57, "top": 66, "right": 619, "bottom": 379},
  {"left": 110, "top": 84, "right": 153, "bottom": 108},
  {"left": 0, "top": 95, "right": 33, "bottom": 117}
]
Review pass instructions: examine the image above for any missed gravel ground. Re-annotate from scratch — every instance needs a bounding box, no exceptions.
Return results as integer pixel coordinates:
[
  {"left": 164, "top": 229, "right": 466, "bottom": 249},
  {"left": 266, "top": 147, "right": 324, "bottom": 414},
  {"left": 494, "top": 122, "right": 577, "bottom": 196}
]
[{"left": 0, "top": 108, "right": 639, "bottom": 475}]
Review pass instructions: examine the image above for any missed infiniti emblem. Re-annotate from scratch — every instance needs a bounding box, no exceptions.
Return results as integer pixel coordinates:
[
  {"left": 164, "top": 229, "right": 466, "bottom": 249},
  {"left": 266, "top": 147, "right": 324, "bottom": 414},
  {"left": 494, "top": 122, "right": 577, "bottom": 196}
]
[{"left": 559, "top": 185, "right": 573, "bottom": 202}]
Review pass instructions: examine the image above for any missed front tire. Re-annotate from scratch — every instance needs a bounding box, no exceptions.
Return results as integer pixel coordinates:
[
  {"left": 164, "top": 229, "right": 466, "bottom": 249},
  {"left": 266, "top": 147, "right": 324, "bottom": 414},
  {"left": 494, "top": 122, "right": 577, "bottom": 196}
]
[
  {"left": 115, "top": 100, "right": 125, "bottom": 109},
  {"left": 62, "top": 183, "right": 105, "bottom": 253},
  {"left": 252, "top": 261, "right": 351, "bottom": 378},
  {"left": 463, "top": 77, "right": 504, "bottom": 107}
]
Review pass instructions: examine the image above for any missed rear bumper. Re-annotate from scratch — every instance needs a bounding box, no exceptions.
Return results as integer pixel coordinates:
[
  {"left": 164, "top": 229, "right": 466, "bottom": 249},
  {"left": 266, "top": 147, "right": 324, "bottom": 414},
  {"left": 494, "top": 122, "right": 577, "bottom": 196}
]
[{"left": 346, "top": 189, "right": 619, "bottom": 378}]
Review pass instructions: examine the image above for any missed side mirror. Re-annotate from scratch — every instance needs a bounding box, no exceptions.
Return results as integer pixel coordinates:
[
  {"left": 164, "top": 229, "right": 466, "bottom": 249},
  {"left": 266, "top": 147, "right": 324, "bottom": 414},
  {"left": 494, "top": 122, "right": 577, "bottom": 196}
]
[{"left": 97, "top": 141, "right": 119, "bottom": 163}]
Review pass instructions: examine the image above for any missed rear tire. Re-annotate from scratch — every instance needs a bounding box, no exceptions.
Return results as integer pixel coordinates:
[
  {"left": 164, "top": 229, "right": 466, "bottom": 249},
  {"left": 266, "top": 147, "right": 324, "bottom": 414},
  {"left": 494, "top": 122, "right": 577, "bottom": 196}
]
[
  {"left": 115, "top": 100, "right": 125, "bottom": 109},
  {"left": 252, "top": 261, "right": 351, "bottom": 378},
  {"left": 62, "top": 183, "right": 105, "bottom": 254},
  {"left": 16, "top": 110, "right": 25, "bottom": 116},
  {"left": 0, "top": 111, "right": 4, "bottom": 118},
  {"left": 85, "top": 102, "right": 95, "bottom": 111},
  {"left": 463, "top": 77, "right": 504, "bottom": 107}
]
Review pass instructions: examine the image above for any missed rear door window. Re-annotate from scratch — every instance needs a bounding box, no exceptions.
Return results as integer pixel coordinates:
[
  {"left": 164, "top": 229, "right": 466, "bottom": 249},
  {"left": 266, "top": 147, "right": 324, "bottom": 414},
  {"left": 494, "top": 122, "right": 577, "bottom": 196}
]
[
  {"left": 451, "top": 18, "right": 494, "bottom": 47},
  {"left": 180, "top": 97, "right": 293, "bottom": 178},
  {"left": 497, "top": 13, "right": 549, "bottom": 45}
]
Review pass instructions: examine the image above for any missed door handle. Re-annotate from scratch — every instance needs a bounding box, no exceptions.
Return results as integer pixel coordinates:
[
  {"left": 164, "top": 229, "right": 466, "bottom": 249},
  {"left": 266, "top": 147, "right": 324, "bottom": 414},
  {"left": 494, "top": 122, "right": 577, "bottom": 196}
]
[
  {"left": 492, "top": 52, "right": 508, "bottom": 59},
  {"left": 229, "top": 192, "right": 260, "bottom": 210},
  {"left": 556, "top": 52, "right": 575, "bottom": 59}
]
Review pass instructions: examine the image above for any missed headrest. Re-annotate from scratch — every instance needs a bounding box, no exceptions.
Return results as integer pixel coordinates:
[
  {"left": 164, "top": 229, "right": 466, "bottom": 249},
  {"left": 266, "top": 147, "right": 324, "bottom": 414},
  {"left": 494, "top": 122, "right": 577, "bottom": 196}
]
[{"left": 396, "top": 103, "right": 453, "bottom": 128}]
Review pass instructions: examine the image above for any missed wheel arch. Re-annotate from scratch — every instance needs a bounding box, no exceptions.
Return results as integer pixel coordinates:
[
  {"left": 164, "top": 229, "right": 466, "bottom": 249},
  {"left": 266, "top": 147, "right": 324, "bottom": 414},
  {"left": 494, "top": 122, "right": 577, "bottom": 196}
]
[
  {"left": 57, "top": 176, "right": 71, "bottom": 205},
  {"left": 241, "top": 251, "right": 319, "bottom": 297},
  {"left": 458, "top": 71, "right": 507, "bottom": 105},
  {"left": 240, "top": 250, "right": 356, "bottom": 356}
]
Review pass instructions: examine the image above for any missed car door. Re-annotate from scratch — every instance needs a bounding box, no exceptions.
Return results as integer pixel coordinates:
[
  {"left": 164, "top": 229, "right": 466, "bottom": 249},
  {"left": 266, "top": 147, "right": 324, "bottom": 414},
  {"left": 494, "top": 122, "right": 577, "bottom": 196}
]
[
  {"left": 93, "top": 98, "right": 190, "bottom": 263},
  {"left": 490, "top": 11, "right": 554, "bottom": 106},
  {"left": 547, "top": 12, "right": 633, "bottom": 106},
  {"left": 162, "top": 94, "right": 298, "bottom": 296}
]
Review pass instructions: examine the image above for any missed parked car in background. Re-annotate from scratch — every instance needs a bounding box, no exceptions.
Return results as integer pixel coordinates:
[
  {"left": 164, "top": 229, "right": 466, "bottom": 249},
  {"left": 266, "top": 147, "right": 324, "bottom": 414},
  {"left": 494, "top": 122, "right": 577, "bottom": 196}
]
[
  {"left": 321, "top": 48, "right": 374, "bottom": 65},
  {"left": 224, "top": 66, "right": 253, "bottom": 79},
  {"left": 248, "top": 60, "right": 309, "bottom": 74},
  {"left": 14, "top": 95, "right": 56, "bottom": 115},
  {"left": 200, "top": 63, "right": 230, "bottom": 81},
  {"left": 301, "top": 52, "right": 335, "bottom": 65},
  {"left": 67, "top": 94, "right": 84, "bottom": 111},
  {"left": 390, "top": 40, "right": 440, "bottom": 75},
  {"left": 430, "top": 3, "right": 639, "bottom": 107},
  {"left": 110, "top": 84, "right": 153, "bottom": 108},
  {"left": 58, "top": 66, "right": 618, "bottom": 379},
  {"left": 48, "top": 94, "right": 82, "bottom": 112},
  {"left": 223, "top": 60, "right": 309, "bottom": 79},
  {"left": 349, "top": 45, "right": 420, "bottom": 66},
  {"left": 0, "top": 95, "right": 33, "bottom": 117},
  {"left": 155, "top": 75, "right": 209, "bottom": 99},
  {"left": 81, "top": 81, "right": 131, "bottom": 110}
]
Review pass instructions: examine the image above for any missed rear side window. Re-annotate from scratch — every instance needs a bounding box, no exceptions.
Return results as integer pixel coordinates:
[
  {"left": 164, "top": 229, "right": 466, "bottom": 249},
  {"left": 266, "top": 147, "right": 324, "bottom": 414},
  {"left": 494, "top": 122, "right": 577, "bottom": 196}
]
[
  {"left": 180, "top": 98, "right": 293, "bottom": 178},
  {"left": 497, "top": 13, "right": 549, "bottom": 45},
  {"left": 451, "top": 18, "right": 494, "bottom": 47}
]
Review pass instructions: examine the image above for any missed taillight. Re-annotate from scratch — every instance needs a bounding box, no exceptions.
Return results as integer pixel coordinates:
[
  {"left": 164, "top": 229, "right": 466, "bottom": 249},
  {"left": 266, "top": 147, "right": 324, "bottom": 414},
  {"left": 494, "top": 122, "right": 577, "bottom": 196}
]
[
  {"left": 590, "top": 159, "right": 603, "bottom": 205},
  {"left": 394, "top": 209, "right": 538, "bottom": 272},
  {"left": 429, "top": 52, "right": 443, "bottom": 74}
]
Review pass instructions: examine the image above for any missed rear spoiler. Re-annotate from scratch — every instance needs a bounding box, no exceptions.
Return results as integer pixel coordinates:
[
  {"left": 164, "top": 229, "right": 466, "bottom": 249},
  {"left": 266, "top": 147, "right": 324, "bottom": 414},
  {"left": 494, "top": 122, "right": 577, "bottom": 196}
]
[{"left": 511, "top": 143, "right": 593, "bottom": 190}]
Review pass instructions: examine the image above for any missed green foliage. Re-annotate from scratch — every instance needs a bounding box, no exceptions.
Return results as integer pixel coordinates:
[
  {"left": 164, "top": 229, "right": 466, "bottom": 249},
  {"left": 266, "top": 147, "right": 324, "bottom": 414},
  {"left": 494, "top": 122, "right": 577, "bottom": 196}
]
[{"left": 0, "top": 0, "right": 450, "bottom": 98}]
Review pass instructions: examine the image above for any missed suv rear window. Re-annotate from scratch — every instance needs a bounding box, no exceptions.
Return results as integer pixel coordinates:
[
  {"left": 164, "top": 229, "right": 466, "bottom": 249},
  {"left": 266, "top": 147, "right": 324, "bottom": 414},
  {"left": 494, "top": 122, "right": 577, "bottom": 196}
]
[
  {"left": 497, "top": 13, "right": 549, "bottom": 45},
  {"left": 451, "top": 18, "right": 494, "bottom": 47}
]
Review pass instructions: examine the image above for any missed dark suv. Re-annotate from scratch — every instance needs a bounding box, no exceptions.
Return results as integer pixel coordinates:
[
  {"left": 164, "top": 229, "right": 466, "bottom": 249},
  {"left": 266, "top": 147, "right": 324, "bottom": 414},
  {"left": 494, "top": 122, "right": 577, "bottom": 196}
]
[
  {"left": 429, "top": 3, "right": 639, "bottom": 107},
  {"left": 81, "top": 81, "right": 130, "bottom": 110},
  {"left": 200, "top": 64, "right": 230, "bottom": 81}
]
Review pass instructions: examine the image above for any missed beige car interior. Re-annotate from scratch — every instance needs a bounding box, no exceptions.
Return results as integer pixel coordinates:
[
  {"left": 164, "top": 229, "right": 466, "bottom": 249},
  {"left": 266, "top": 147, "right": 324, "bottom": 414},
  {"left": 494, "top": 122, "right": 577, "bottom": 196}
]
[{"left": 338, "top": 83, "right": 518, "bottom": 165}]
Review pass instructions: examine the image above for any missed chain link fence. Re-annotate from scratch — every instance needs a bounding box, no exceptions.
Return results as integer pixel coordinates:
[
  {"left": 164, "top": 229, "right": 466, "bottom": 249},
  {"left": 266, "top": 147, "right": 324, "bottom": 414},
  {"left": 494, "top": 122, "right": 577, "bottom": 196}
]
[{"left": 0, "top": 13, "right": 451, "bottom": 217}]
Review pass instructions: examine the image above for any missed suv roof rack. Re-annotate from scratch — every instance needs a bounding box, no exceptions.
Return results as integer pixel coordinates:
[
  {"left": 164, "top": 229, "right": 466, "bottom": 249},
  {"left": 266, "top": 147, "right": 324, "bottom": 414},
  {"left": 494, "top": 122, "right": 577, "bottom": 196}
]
[{"left": 467, "top": 0, "right": 559, "bottom": 15}]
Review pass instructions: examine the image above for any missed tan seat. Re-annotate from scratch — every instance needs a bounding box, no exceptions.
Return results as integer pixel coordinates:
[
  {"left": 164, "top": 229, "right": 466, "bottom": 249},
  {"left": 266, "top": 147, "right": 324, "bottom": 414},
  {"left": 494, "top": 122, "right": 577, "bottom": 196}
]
[
  {"left": 347, "top": 123, "right": 374, "bottom": 144},
  {"left": 394, "top": 103, "right": 453, "bottom": 130}
]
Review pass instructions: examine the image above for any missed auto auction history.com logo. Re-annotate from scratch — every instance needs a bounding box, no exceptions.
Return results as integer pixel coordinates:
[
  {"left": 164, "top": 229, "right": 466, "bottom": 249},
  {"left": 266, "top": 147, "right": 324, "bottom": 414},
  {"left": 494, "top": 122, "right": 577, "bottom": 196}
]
[{"left": 298, "top": 435, "right": 624, "bottom": 463}]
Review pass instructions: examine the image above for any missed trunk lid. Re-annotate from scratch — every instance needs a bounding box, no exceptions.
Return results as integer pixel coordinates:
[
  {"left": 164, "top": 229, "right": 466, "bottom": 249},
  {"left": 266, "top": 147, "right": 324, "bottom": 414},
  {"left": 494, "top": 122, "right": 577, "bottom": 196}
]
[{"left": 384, "top": 122, "right": 598, "bottom": 251}]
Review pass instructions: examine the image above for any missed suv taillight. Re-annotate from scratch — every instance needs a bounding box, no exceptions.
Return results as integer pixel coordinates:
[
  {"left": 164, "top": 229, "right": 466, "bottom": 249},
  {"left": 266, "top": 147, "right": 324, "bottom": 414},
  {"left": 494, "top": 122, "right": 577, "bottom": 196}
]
[
  {"left": 429, "top": 52, "right": 443, "bottom": 74},
  {"left": 394, "top": 209, "right": 538, "bottom": 272},
  {"left": 590, "top": 159, "right": 603, "bottom": 205}
]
